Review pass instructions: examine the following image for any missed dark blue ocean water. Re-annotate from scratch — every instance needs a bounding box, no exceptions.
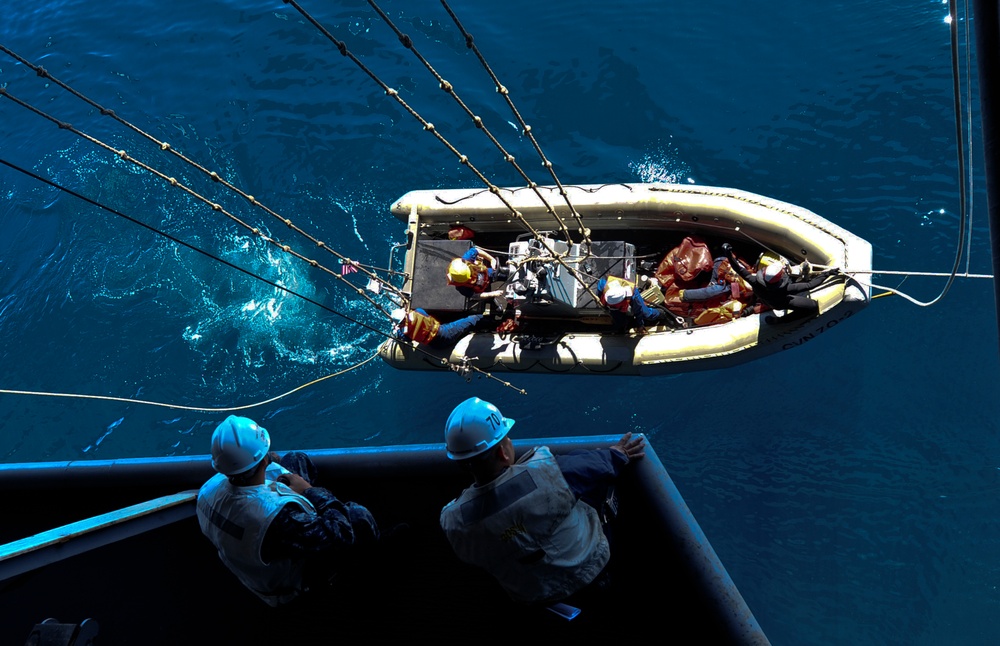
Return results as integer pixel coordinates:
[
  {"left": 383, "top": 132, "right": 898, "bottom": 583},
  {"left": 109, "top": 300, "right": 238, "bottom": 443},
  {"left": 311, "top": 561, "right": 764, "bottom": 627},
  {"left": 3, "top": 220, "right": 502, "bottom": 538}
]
[{"left": 1, "top": 1, "right": 997, "bottom": 643}]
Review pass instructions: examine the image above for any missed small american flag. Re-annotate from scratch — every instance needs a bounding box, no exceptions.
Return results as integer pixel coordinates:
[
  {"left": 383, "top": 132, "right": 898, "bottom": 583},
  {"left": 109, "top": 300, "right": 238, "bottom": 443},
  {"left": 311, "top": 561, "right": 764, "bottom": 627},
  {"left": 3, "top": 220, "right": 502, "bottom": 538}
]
[{"left": 341, "top": 261, "right": 358, "bottom": 275}]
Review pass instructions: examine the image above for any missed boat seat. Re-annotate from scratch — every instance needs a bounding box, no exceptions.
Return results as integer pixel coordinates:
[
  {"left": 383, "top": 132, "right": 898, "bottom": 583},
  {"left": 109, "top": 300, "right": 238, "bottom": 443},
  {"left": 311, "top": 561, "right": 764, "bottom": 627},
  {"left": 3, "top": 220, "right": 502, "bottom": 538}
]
[{"left": 409, "top": 238, "right": 485, "bottom": 314}]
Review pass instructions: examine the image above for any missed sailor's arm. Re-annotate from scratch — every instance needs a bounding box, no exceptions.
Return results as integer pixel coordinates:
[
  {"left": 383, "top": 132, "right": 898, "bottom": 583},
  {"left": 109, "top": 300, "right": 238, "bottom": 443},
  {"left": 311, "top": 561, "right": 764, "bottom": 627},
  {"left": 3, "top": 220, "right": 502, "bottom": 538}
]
[{"left": 722, "top": 243, "right": 753, "bottom": 281}]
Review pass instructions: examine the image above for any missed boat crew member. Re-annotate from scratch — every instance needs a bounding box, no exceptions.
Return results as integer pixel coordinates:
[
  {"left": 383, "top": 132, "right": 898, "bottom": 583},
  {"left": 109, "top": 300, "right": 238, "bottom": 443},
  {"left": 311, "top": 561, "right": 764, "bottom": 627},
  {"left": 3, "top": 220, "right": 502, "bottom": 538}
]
[
  {"left": 196, "top": 416, "right": 381, "bottom": 607},
  {"left": 722, "top": 243, "right": 839, "bottom": 321},
  {"left": 391, "top": 307, "right": 484, "bottom": 348},
  {"left": 439, "top": 397, "right": 645, "bottom": 606},
  {"left": 597, "top": 276, "right": 669, "bottom": 329},
  {"left": 678, "top": 257, "right": 744, "bottom": 303},
  {"left": 447, "top": 246, "right": 510, "bottom": 299}
]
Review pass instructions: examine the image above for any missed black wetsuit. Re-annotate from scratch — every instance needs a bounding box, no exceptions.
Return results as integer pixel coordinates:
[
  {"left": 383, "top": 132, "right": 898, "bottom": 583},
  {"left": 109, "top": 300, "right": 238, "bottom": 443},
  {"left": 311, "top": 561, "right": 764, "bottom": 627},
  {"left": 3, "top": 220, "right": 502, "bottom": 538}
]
[{"left": 725, "top": 248, "right": 834, "bottom": 319}]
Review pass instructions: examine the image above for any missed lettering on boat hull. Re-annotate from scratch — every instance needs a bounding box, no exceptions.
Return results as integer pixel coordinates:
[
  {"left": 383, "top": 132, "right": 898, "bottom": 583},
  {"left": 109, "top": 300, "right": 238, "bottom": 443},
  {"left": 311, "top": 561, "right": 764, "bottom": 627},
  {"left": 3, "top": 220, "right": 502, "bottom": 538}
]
[{"left": 780, "top": 309, "right": 856, "bottom": 350}]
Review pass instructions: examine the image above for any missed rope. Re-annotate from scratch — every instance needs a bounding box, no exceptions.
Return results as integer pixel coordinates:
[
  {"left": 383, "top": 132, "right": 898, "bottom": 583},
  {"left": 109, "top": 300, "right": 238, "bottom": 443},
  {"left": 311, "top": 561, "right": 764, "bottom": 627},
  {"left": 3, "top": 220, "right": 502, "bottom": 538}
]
[
  {"left": 282, "top": 0, "right": 607, "bottom": 311},
  {"left": 0, "top": 156, "right": 390, "bottom": 337},
  {"left": 439, "top": 0, "right": 593, "bottom": 245},
  {"left": 366, "top": 0, "right": 577, "bottom": 246},
  {"left": 447, "top": 356, "right": 529, "bottom": 394},
  {"left": 0, "top": 42, "right": 407, "bottom": 299},
  {"left": 918, "top": 0, "right": 971, "bottom": 307},
  {"left": 1, "top": 156, "right": 528, "bottom": 393},
  {"left": 0, "top": 85, "right": 402, "bottom": 324},
  {"left": 960, "top": 0, "right": 975, "bottom": 276},
  {"left": 0, "top": 354, "right": 381, "bottom": 413},
  {"left": 852, "top": 270, "right": 993, "bottom": 307},
  {"left": 1, "top": 32, "right": 531, "bottom": 397},
  {"left": 838, "top": 2, "right": 979, "bottom": 309},
  {"left": 848, "top": 269, "right": 993, "bottom": 278}
]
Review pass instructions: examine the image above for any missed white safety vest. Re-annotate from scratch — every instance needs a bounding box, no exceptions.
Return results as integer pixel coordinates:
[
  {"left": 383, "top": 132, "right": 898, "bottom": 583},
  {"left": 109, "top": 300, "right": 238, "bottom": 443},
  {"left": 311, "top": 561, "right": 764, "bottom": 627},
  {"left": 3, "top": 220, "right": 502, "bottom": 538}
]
[
  {"left": 440, "top": 446, "right": 610, "bottom": 604},
  {"left": 197, "top": 466, "right": 316, "bottom": 607}
]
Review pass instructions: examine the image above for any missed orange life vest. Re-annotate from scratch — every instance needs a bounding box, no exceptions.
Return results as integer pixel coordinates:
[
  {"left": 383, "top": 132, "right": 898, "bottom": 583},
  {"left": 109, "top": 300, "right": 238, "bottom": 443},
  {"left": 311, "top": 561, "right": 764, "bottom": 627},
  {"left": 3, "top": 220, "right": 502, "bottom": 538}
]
[
  {"left": 404, "top": 310, "right": 440, "bottom": 344},
  {"left": 447, "top": 260, "right": 491, "bottom": 293}
]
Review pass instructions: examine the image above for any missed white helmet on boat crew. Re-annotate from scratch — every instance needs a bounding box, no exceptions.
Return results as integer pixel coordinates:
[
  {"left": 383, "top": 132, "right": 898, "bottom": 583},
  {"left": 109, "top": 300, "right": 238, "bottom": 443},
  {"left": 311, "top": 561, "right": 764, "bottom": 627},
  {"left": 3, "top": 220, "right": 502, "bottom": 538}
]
[
  {"left": 759, "top": 261, "right": 786, "bottom": 285},
  {"left": 444, "top": 397, "right": 515, "bottom": 460},
  {"left": 210, "top": 415, "right": 271, "bottom": 476},
  {"left": 604, "top": 282, "right": 631, "bottom": 306}
]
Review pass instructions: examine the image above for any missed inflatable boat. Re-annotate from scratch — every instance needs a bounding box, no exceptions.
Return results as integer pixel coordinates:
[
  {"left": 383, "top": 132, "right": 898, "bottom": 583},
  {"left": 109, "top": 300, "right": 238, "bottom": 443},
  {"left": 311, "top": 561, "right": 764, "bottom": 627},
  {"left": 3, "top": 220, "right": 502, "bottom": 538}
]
[{"left": 379, "top": 182, "right": 872, "bottom": 376}]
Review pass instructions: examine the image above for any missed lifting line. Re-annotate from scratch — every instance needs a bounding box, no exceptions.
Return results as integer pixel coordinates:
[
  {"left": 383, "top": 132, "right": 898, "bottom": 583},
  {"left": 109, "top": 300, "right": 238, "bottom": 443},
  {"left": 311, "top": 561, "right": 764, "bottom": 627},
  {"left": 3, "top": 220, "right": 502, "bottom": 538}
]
[
  {"left": 0, "top": 156, "right": 390, "bottom": 338},
  {"left": 0, "top": 154, "right": 526, "bottom": 396},
  {"left": 0, "top": 354, "right": 382, "bottom": 413},
  {"left": 0, "top": 105, "right": 527, "bottom": 395},
  {"left": 0, "top": 43, "right": 405, "bottom": 307},
  {"left": 283, "top": 0, "right": 606, "bottom": 311},
  {"left": 439, "top": 0, "right": 593, "bottom": 244},
  {"left": 368, "top": 0, "right": 592, "bottom": 247},
  {"left": 855, "top": 0, "right": 986, "bottom": 308}
]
